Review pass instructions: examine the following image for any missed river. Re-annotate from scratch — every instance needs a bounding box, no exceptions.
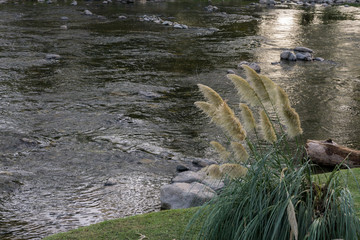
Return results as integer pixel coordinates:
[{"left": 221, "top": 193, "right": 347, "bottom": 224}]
[{"left": 0, "top": 0, "right": 359, "bottom": 239}]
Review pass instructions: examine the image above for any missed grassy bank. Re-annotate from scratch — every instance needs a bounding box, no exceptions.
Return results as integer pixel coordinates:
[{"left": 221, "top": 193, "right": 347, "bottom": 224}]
[{"left": 45, "top": 168, "right": 360, "bottom": 240}]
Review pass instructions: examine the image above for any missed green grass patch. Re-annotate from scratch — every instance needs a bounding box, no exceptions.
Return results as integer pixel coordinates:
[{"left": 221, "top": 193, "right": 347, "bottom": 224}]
[
  {"left": 44, "top": 208, "right": 198, "bottom": 240},
  {"left": 44, "top": 168, "right": 360, "bottom": 240}
]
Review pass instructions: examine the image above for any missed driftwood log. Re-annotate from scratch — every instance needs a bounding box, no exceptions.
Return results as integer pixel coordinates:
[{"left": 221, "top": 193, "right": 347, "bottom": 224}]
[{"left": 305, "top": 139, "right": 360, "bottom": 168}]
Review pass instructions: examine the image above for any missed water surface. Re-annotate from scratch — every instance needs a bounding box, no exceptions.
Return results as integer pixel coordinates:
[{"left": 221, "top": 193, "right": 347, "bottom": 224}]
[{"left": 0, "top": 0, "right": 359, "bottom": 239}]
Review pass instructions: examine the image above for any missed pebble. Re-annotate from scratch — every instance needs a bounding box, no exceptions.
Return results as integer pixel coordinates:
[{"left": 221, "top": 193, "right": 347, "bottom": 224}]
[
  {"left": 118, "top": 15, "right": 127, "bottom": 19},
  {"left": 60, "top": 25, "right": 68, "bottom": 30},
  {"left": 227, "top": 69, "right": 235, "bottom": 74},
  {"left": 84, "top": 10, "right": 93, "bottom": 16},
  {"left": 70, "top": 0, "right": 77, "bottom": 5},
  {"left": 45, "top": 54, "right": 61, "bottom": 60},
  {"left": 60, "top": 16, "right": 69, "bottom": 21}
]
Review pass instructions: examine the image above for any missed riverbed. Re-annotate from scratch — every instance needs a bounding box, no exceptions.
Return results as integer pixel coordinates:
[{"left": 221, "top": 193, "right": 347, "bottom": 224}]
[{"left": 0, "top": 0, "right": 359, "bottom": 239}]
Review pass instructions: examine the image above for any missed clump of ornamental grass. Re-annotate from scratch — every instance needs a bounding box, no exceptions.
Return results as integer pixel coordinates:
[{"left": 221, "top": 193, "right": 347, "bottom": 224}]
[{"left": 186, "top": 67, "right": 360, "bottom": 240}]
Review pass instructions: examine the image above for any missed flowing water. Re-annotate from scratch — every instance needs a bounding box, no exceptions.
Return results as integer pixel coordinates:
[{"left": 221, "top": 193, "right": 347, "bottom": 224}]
[{"left": 0, "top": 0, "right": 359, "bottom": 239}]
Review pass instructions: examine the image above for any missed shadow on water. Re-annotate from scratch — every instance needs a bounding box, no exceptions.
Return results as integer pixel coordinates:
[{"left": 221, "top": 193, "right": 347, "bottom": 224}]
[{"left": 0, "top": 0, "right": 359, "bottom": 239}]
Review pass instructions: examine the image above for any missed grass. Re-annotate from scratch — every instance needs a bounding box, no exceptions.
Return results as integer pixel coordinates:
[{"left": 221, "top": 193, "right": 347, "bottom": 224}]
[
  {"left": 44, "top": 208, "right": 199, "bottom": 240},
  {"left": 44, "top": 168, "right": 360, "bottom": 240}
]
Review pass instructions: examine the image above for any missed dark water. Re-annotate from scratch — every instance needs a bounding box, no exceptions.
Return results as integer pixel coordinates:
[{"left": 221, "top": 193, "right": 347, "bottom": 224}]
[{"left": 0, "top": 0, "right": 359, "bottom": 239}]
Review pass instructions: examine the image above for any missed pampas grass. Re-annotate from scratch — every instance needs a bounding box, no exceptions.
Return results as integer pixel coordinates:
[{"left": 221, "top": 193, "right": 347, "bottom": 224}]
[
  {"left": 230, "top": 141, "right": 249, "bottom": 163},
  {"left": 239, "top": 103, "right": 256, "bottom": 133},
  {"left": 197, "top": 84, "right": 224, "bottom": 108},
  {"left": 227, "top": 74, "right": 261, "bottom": 107},
  {"left": 242, "top": 65, "right": 270, "bottom": 103},
  {"left": 210, "top": 141, "right": 231, "bottom": 162},
  {"left": 217, "top": 102, "right": 247, "bottom": 142},
  {"left": 190, "top": 71, "right": 360, "bottom": 240},
  {"left": 260, "top": 110, "right": 277, "bottom": 143}
]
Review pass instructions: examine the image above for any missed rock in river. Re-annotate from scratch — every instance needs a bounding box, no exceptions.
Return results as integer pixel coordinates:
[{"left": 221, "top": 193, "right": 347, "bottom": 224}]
[{"left": 160, "top": 182, "right": 216, "bottom": 209}]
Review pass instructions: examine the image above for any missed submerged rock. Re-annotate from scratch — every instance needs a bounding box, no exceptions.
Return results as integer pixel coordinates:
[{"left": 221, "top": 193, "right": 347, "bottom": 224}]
[{"left": 160, "top": 182, "right": 216, "bottom": 209}]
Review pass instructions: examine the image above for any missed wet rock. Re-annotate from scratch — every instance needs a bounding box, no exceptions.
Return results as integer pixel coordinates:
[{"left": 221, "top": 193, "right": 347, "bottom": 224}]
[
  {"left": 176, "top": 165, "right": 189, "bottom": 172},
  {"left": 104, "top": 177, "right": 117, "bottom": 186},
  {"left": 60, "top": 25, "right": 68, "bottom": 30},
  {"left": 280, "top": 51, "right": 296, "bottom": 61},
  {"left": 295, "top": 52, "right": 312, "bottom": 61},
  {"left": 192, "top": 158, "right": 217, "bottom": 168},
  {"left": 238, "top": 61, "right": 261, "bottom": 73},
  {"left": 294, "top": 46, "right": 314, "bottom": 53},
  {"left": 227, "top": 69, "right": 235, "bottom": 74},
  {"left": 204, "top": 5, "right": 219, "bottom": 12},
  {"left": 45, "top": 54, "right": 61, "bottom": 60},
  {"left": 271, "top": 61, "right": 280, "bottom": 65},
  {"left": 162, "top": 21, "right": 173, "bottom": 26},
  {"left": 84, "top": 10, "right": 93, "bottom": 16},
  {"left": 314, "top": 57, "right": 325, "bottom": 61},
  {"left": 60, "top": 16, "right": 69, "bottom": 21},
  {"left": 172, "top": 171, "right": 207, "bottom": 183},
  {"left": 118, "top": 15, "right": 127, "bottom": 19},
  {"left": 70, "top": 0, "right": 77, "bottom": 5},
  {"left": 160, "top": 182, "right": 216, "bottom": 209}
]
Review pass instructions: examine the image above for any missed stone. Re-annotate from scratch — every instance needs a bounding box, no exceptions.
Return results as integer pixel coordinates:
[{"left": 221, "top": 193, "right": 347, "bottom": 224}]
[
  {"left": 84, "top": 10, "right": 93, "bottom": 16},
  {"left": 192, "top": 158, "right": 217, "bottom": 168},
  {"left": 71, "top": 0, "right": 77, "bottom": 5},
  {"left": 294, "top": 46, "right": 314, "bottom": 53},
  {"left": 160, "top": 182, "right": 216, "bottom": 209},
  {"left": 176, "top": 165, "right": 189, "bottom": 172},
  {"left": 281, "top": 51, "right": 297, "bottom": 61},
  {"left": 295, "top": 52, "right": 312, "bottom": 61},
  {"left": 201, "top": 177, "right": 225, "bottom": 192},
  {"left": 104, "top": 177, "right": 117, "bottom": 186},
  {"left": 162, "top": 21, "right": 173, "bottom": 26},
  {"left": 227, "top": 69, "right": 235, "bottom": 74},
  {"left": 60, "top": 16, "right": 69, "bottom": 21},
  {"left": 172, "top": 171, "right": 207, "bottom": 183},
  {"left": 314, "top": 57, "right": 325, "bottom": 61},
  {"left": 204, "top": 5, "right": 219, "bottom": 12},
  {"left": 118, "top": 15, "right": 127, "bottom": 19},
  {"left": 173, "top": 23, "right": 183, "bottom": 29},
  {"left": 45, "top": 54, "right": 61, "bottom": 60},
  {"left": 238, "top": 61, "right": 261, "bottom": 73},
  {"left": 60, "top": 25, "right": 68, "bottom": 30}
]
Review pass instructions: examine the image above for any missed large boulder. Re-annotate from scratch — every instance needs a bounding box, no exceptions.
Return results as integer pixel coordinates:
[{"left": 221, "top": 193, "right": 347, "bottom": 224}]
[
  {"left": 172, "top": 171, "right": 207, "bottom": 183},
  {"left": 160, "top": 182, "right": 216, "bottom": 209}
]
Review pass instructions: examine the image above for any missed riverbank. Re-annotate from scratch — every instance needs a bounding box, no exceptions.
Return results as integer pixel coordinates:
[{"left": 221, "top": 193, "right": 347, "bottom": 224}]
[{"left": 44, "top": 168, "right": 360, "bottom": 239}]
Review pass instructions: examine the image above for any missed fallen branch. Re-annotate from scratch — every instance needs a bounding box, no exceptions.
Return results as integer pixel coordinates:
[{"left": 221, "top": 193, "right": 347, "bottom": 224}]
[{"left": 305, "top": 139, "right": 360, "bottom": 168}]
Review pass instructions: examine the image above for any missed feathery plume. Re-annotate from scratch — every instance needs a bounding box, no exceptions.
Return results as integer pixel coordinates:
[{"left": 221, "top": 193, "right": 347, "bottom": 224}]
[
  {"left": 210, "top": 141, "right": 231, "bottom": 162},
  {"left": 218, "top": 102, "right": 247, "bottom": 142},
  {"left": 197, "top": 84, "right": 224, "bottom": 108},
  {"left": 202, "top": 164, "right": 222, "bottom": 179},
  {"left": 219, "top": 163, "right": 248, "bottom": 179},
  {"left": 260, "top": 110, "right": 277, "bottom": 143},
  {"left": 281, "top": 105, "right": 303, "bottom": 138},
  {"left": 231, "top": 141, "right": 249, "bottom": 163},
  {"left": 239, "top": 103, "right": 256, "bottom": 133},
  {"left": 242, "top": 65, "right": 270, "bottom": 103},
  {"left": 227, "top": 74, "right": 261, "bottom": 107},
  {"left": 277, "top": 86, "right": 291, "bottom": 108},
  {"left": 194, "top": 101, "right": 216, "bottom": 117},
  {"left": 259, "top": 75, "right": 278, "bottom": 105}
]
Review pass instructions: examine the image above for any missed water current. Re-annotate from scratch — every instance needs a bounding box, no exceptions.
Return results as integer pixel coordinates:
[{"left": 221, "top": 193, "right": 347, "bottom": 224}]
[{"left": 0, "top": 0, "right": 359, "bottom": 239}]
